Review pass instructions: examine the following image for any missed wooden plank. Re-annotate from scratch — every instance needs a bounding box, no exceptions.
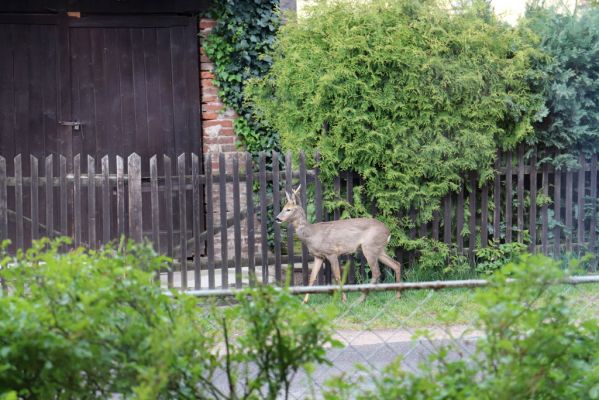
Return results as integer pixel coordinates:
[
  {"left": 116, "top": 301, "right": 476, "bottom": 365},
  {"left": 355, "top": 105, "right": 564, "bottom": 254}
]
[
  {"left": 517, "top": 146, "right": 524, "bottom": 243},
  {"left": 505, "top": 151, "right": 513, "bottom": 243},
  {"left": 565, "top": 169, "right": 573, "bottom": 252},
  {"left": 45, "top": 155, "right": 53, "bottom": 238},
  {"left": 432, "top": 210, "right": 440, "bottom": 241},
  {"left": 232, "top": 154, "right": 242, "bottom": 288},
  {"left": 0, "top": 157, "right": 6, "bottom": 242},
  {"left": 456, "top": 184, "right": 464, "bottom": 253},
  {"left": 73, "top": 154, "right": 82, "bottom": 247},
  {"left": 529, "top": 151, "right": 537, "bottom": 252},
  {"left": 30, "top": 155, "right": 39, "bottom": 242},
  {"left": 554, "top": 166, "right": 561, "bottom": 256},
  {"left": 116, "top": 156, "right": 125, "bottom": 238},
  {"left": 127, "top": 153, "right": 142, "bottom": 242},
  {"left": 218, "top": 153, "right": 228, "bottom": 288},
  {"left": 245, "top": 154, "right": 256, "bottom": 285},
  {"left": 87, "top": 156, "right": 96, "bottom": 248},
  {"left": 300, "top": 151, "right": 309, "bottom": 285},
  {"left": 493, "top": 154, "right": 501, "bottom": 242},
  {"left": 346, "top": 171, "right": 355, "bottom": 284},
  {"left": 59, "top": 156, "right": 67, "bottom": 237},
  {"left": 101, "top": 156, "right": 111, "bottom": 243},
  {"left": 272, "top": 151, "right": 282, "bottom": 283},
  {"left": 541, "top": 163, "right": 549, "bottom": 255},
  {"left": 409, "top": 207, "right": 416, "bottom": 267},
  {"left": 443, "top": 194, "right": 452, "bottom": 245},
  {"left": 205, "top": 154, "right": 215, "bottom": 289},
  {"left": 590, "top": 154, "right": 598, "bottom": 257},
  {"left": 468, "top": 173, "right": 476, "bottom": 258},
  {"left": 577, "top": 152, "right": 585, "bottom": 254},
  {"left": 314, "top": 152, "right": 326, "bottom": 284},
  {"left": 481, "top": 182, "right": 488, "bottom": 248},
  {"left": 285, "top": 151, "right": 294, "bottom": 269},
  {"left": 163, "top": 155, "right": 174, "bottom": 278},
  {"left": 178, "top": 154, "right": 188, "bottom": 289},
  {"left": 259, "top": 152, "right": 268, "bottom": 284},
  {"left": 192, "top": 153, "right": 202, "bottom": 289},
  {"left": 150, "top": 155, "right": 160, "bottom": 251}
]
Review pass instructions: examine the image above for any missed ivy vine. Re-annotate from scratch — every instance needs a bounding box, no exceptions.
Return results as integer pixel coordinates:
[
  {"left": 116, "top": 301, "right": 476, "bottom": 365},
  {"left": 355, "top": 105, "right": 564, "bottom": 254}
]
[{"left": 204, "top": 0, "right": 281, "bottom": 162}]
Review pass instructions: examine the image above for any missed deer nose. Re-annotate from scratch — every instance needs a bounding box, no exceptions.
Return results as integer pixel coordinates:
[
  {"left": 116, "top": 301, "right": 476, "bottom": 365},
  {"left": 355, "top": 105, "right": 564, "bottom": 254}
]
[{"left": 275, "top": 217, "right": 282, "bottom": 223}]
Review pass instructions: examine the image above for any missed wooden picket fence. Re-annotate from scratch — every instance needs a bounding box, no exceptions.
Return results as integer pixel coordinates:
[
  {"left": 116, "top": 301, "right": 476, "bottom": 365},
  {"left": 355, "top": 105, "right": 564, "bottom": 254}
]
[{"left": 0, "top": 148, "right": 598, "bottom": 289}]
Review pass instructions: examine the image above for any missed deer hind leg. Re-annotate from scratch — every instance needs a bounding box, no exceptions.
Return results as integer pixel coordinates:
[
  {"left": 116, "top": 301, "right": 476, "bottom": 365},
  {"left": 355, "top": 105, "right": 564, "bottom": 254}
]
[
  {"left": 303, "top": 257, "right": 324, "bottom": 304},
  {"left": 379, "top": 252, "right": 402, "bottom": 299},
  {"left": 359, "top": 247, "right": 383, "bottom": 303},
  {"left": 327, "top": 255, "right": 347, "bottom": 303}
]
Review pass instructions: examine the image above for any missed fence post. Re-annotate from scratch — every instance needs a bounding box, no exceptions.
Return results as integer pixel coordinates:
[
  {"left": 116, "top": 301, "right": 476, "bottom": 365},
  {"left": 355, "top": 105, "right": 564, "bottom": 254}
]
[
  {"left": 101, "top": 155, "right": 111, "bottom": 244},
  {"left": 87, "top": 155, "right": 96, "bottom": 249},
  {"left": 116, "top": 156, "right": 125, "bottom": 238},
  {"left": 590, "top": 154, "right": 597, "bottom": 260},
  {"left": 272, "top": 151, "right": 282, "bottom": 283},
  {"left": 191, "top": 153, "right": 202, "bottom": 290},
  {"left": 218, "top": 153, "right": 228, "bottom": 288},
  {"left": 577, "top": 152, "right": 585, "bottom": 254},
  {"left": 0, "top": 157, "right": 6, "bottom": 242},
  {"left": 529, "top": 151, "right": 537, "bottom": 253},
  {"left": 127, "top": 153, "right": 142, "bottom": 242},
  {"left": 178, "top": 154, "right": 189, "bottom": 290},
  {"left": 59, "top": 156, "right": 67, "bottom": 238},
  {"left": 45, "top": 155, "right": 54, "bottom": 238}
]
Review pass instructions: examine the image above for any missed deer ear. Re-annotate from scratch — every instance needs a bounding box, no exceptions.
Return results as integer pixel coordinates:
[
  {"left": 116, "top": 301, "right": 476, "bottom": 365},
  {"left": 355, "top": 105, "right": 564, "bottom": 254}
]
[
  {"left": 285, "top": 191, "right": 294, "bottom": 204},
  {"left": 293, "top": 185, "right": 301, "bottom": 203}
]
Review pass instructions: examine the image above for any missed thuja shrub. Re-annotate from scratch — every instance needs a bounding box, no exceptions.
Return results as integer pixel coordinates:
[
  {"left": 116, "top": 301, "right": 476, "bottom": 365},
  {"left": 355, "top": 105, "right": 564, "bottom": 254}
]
[
  {"left": 324, "top": 255, "right": 599, "bottom": 399},
  {"left": 247, "top": 0, "right": 545, "bottom": 247},
  {"left": 0, "top": 239, "right": 337, "bottom": 399}
]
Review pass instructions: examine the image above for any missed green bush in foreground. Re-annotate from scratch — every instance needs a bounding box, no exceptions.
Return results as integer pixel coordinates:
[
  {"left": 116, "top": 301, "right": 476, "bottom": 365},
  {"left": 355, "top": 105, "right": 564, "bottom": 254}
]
[
  {"left": 0, "top": 239, "right": 338, "bottom": 399},
  {"left": 324, "top": 254, "right": 599, "bottom": 399}
]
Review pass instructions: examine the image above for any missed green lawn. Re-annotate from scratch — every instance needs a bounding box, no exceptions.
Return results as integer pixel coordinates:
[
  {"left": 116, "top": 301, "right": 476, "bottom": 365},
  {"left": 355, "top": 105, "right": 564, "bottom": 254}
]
[{"left": 303, "top": 283, "right": 599, "bottom": 330}]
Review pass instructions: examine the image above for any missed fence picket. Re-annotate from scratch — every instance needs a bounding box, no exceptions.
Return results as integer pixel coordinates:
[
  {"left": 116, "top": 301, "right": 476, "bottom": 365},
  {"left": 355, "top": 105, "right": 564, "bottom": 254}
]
[
  {"left": 45, "top": 155, "right": 53, "bottom": 238},
  {"left": 192, "top": 154, "right": 202, "bottom": 289},
  {"left": 456, "top": 185, "right": 464, "bottom": 253},
  {"left": 60, "top": 155, "right": 67, "bottom": 237},
  {"left": 285, "top": 151, "right": 294, "bottom": 270},
  {"left": 529, "top": 151, "right": 537, "bottom": 252},
  {"left": 493, "top": 154, "right": 501, "bottom": 242},
  {"left": 218, "top": 153, "right": 228, "bottom": 288},
  {"left": 205, "top": 154, "right": 215, "bottom": 289},
  {"left": 554, "top": 166, "right": 562, "bottom": 257},
  {"left": 73, "top": 154, "right": 81, "bottom": 247},
  {"left": 259, "top": 152, "right": 268, "bottom": 284},
  {"left": 314, "top": 152, "right": 326, "bottom": 284},
  {"left": 541, "top": 163, "right": 549, "bottom": 255},
  {"left": 116, "top": 156, "right": 125, "bottom": 238},
  {"left": 565, "top": 169, "right": 573, "bottom": 252},
  {"left": 163, "top": 155, "right": 174, "bottom": 283},
  {"left": 432, "top": 210, "right": 440, "bottom": 242},
  {"left": 346, "top": 171, "right": 356, "bottom": 284},
  {"left": 232, "top": 154, "right": 242, "bottom": 288},
  {"left": 127, "top": 153, "right": 142, "bottom": 242},
  {"left": 178, "top": 154, "right": 188, "bottom": 289},
  {"left": 481, "top": 183, "right": 488, "bottom": 248},
  {"left": 101, "top": 156, "right": 110, "bottom": 243},
  {"left": 443, "top": 194, "right": 451, "bottom": 245},
  {"left": 517, "top": 146, "right": 524, "bottom": 243},
  {"left": 272, "top": 151, "right": 282, "bottom": 283},
  {"left": 30, "top": 155, "right": 39, "bottom": 242},
  {"left": 245, "top": 155, "right": 256, "bottom": 285},
  {"left": 300, "top": 151, "right": 309, "bottom": 285},
  {"left": 505, "top": 151, "right": 513, "bottom": 243},
  {"left": 87, "top": 156, "right": 96, "bottom": 248},
  {"left": 468, "top": 172, "right": 476, "bottom": 259},
  {"left": 15, "top": 155, "right": 23, "bottom": 249},
  {"left": 0, "top": 157, "right": 6, "bottom": 241},
  {"left": 577, "top": 152, "right": 585, "bottom": 253},
  {"left": 590, "top": 154, "right": 598, "bottom": 258}
]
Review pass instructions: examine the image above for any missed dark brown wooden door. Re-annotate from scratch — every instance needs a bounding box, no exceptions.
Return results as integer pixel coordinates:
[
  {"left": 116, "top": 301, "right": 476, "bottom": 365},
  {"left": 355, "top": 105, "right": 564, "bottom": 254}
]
[
  {"left": 69, "top": 16, "right": 201, "bottom": 162},
  {"left": 0, "top": 14, "right": 202, "bottom": 164}
]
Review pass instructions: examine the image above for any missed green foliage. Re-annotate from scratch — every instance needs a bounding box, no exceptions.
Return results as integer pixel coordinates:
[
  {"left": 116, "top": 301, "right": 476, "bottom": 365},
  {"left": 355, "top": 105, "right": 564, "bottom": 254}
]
[
  {"left": 475, "top": 240, "right": 527, "bottom": 274},
  {"left": 204, "top": 0, "right": 281, "bottom": 161},
  {"left": 247, "top": 0, "right": 545, "bottom": 248},
  {"left": 0, "top": 239, "right": 337, "bottom": 399},
  {"left": 525, "top": 5, "right": 599, "bottom": 165},
  {"left": 324, "top": 254, "right": 599, "bottom": 399}
]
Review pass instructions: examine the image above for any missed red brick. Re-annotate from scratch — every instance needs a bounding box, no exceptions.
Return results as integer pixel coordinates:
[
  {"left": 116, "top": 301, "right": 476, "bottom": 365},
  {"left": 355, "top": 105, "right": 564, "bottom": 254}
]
[
  {"left": 202, "top": 94, "right": 218, "bottom": 103},
  {"left": 201, "top": 78, "right": 216, "bottom": 88},
  {"left": 202, "top": 103, "right": 223, "bottom": 112},
  {"left": 217, "top": 136, "right": 235, "bottom": 144},
  {"left": 200, "top": 19, "right": 217, "bottom": 29},
  {"left": 202, "top": 112, "right": 219, "bottom": 120},
  {"left": 221, "top": 144, "right": 238, "bottom": 152},
  {"left": 203, "top": 120, "right": 233, "bottom": 128},
  {"left": 200, "top": 55, "right": 212, "bottom": 63},
  {"left": 202, "top": 86, "right": 218, "bottom": 96},
  {"left": 201, "top": 71, "right": 215, "bottom": 79},
  {"left": 220, "top": 128, "right": 235, "bottom": 136}
]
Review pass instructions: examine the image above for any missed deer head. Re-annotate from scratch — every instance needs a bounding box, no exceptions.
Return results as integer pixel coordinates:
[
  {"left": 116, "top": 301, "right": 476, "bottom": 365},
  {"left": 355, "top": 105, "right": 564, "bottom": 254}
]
[{"left": 275, "top": 185, "right": 302, "bottom": 224}]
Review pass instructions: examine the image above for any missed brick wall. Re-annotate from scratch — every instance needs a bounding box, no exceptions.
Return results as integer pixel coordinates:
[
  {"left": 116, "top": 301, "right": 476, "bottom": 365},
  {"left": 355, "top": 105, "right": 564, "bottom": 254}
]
[{"left": 199, "top": 18, "right": 265, "bottom": 269}]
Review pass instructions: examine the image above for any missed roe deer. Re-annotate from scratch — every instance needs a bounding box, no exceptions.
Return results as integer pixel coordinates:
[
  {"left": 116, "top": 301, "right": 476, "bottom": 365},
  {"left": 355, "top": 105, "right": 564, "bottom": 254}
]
[{"left": 275, "top": 186, "right": 402, "bottom": 303}]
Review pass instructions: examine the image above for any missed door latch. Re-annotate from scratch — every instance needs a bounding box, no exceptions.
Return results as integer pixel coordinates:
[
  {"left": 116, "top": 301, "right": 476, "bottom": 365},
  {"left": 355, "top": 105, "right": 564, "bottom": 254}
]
[{"left": 58, "top": 121, "right": 82, "bottom": 131}]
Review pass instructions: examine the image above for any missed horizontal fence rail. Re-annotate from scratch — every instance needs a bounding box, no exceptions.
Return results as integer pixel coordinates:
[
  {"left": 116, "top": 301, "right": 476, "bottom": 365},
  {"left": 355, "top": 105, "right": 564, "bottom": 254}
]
[{"left": 1, "top": 147, "right": 598, "bottom": 290}]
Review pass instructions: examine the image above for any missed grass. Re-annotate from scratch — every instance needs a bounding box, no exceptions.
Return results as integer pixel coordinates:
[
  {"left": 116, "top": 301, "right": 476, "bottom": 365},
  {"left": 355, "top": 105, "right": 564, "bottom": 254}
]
[{"left": 303, "top": 282, "right": 599, "bottom": 330}]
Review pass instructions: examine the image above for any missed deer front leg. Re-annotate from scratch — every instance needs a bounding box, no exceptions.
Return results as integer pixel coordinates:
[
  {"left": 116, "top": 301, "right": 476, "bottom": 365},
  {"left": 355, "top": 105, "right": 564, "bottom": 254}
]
[
  {"left": 303, "top": 257, "right": 324, "bottom": 304},
  {"left": 328, "top": 256, "right": 347, "bottom": 303}
]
